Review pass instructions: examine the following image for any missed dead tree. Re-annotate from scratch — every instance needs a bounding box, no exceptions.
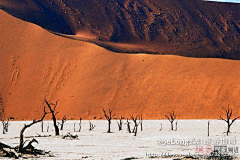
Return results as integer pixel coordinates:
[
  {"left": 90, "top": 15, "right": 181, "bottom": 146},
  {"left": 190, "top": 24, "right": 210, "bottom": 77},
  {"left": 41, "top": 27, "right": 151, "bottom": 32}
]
[
  {"left": 208, "top": 121, "right": 210, "bottom": 137},
  {"left": 62, "top": 133, "right": 78, "bottom": 140},
  {"left": 74, "top": 123, "right": 76, "bottom": 132},
  {"left": 165, "top": 110, "right": 177, "bottom": 131},
  {"left": 220, "top": 106, "right": 240, "bottom": 136},
  {"left": 126, "top": 119, "right": 131, "bottom": 133},
  {"left": 175, "top": 120, "right": 178, "bottom": 131},
  {"left": 159, "top": 123, "right": 162, "bottom": 131},
  {"left": 140, "top": 114, "right": 143, "bottom": 131},
  {"left": 59, "top": 116, "right": 66, "bottom": 130},
  {"left": 47, "top": 123, "right": 49, "bottom": 132},
  {"left": 89, "top": 121, "right": 95, "bottom": 131},
  {"left": 41, "top": 121, "right": 44, "bottom": 132},
  {"left": 19, "top": 107, "right": 48, "bottom": 153},
  {"left": 117, "top": 116, "right": 124, "bottom": 131},
  {"left": 0, "top": 106, "right": 11, "bottom": 134},
  {"left": 0, "top": 99, "right": 7, "bottom": 134},
  {"left": 44, "top": 99, "right": 60, "bottom": 136},
  {"left": 130, "top": 115, "right": 140, "bottom": 136},
  {"left": 79, "top": 118, "right": 82, "bottom": 132},
  {"left": 103, "top": 109, "right": 115, "bottom": 133},
  {"left": 2, "top": 120, "right": 10, "bottom": 133}
]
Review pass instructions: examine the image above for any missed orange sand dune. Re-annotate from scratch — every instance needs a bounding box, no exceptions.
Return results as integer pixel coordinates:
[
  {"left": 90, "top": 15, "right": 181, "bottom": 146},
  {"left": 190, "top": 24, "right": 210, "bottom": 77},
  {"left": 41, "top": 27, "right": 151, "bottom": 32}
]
[{"left": 0, "top": 10, "right": 240, "bottom": 120}]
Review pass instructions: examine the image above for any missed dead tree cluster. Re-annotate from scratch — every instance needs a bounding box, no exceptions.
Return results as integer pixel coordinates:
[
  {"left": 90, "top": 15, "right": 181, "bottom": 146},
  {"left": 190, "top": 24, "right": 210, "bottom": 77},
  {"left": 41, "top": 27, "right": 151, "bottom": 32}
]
[
  {"left": 101, "top": 108, "right": 144, "bottom": 136},
  {"left": 103, "top": 109, "right": 115, "bottom": 133},
  {"left": 130, "top": 115, "right": 141, "bottom": 136},
  {"left": 0, "top": 106, "right": 50, "bottom": 158},
  {"left": 220, "top": 105, "right": 240, "bottom": 136}
]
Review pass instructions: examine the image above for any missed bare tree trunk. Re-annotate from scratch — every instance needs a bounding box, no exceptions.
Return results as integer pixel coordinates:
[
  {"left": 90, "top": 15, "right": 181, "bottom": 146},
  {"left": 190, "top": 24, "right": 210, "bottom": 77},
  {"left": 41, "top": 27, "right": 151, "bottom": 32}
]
[
  {"left": 74, "top": 123, "right": 76, "bottom": 132},
  {"left": 108, "top": 120, "right": 111, "bottom": 133},
  {"left": 175, "top": 121, "right": 178, "bottom": 131},
  {"left": 127, "top": 119, "right": 131, "bottom": 133},
  {"left": 2, "top": 122, "right": 5, "bottom": 134},
  {"left": 159, "top": 123, "right": 162, "bottom": 131},
  {"left": 79, "top": 118, "right": 82, "bottom": 132},
  {"left": 60, "top": 116, "right": 66, "bottom": 131},
  {"left": 41, "top": 121, "right": 44, "bottom": 132},
  {"left": 207, "top": 121, "right": 210, "bottom": 137},
  {"left": 227, "top": 125, "right": 230, "bottom": 136},
  {"left": 47, "top": 123, "right": 49, "bottom": 132},
  {"left": 53, "top": 116, "right": 59, "bottom": 135},
  {"left": 140, "top": 114, "right": 143, "bottom": 131},
  {"left": 134, "top": 127, "right": 138, "bottom": 136},
  {"left": 171, "top": 122, "right": 173, "bottom": 131}
]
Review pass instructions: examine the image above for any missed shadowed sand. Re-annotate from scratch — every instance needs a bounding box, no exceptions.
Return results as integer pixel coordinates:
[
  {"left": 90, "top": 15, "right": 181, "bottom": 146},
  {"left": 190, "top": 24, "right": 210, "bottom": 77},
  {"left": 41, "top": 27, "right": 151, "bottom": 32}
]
[
  {"left": 0, "top": 0, "right": 239, "bottom": 59},
  {"left": 0, "top": 10, "right": 240, "bottom": 120}
]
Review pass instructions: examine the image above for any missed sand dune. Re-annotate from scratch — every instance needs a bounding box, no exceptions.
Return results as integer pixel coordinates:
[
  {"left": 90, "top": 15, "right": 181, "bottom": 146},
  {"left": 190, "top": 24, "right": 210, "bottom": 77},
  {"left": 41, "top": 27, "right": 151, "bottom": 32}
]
[
  {"left": 0, "top": 0, "right": 239, "bottom": 59},
  {"left": 0, "top": 10, "right": 240, "bottom": 120}
]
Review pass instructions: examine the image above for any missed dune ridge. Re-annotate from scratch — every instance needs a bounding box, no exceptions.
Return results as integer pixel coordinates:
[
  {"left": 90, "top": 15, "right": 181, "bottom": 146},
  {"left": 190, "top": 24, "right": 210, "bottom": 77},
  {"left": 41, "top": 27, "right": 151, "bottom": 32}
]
[{"left": 0, "top": 0, "right": 239, "bottom": 59}]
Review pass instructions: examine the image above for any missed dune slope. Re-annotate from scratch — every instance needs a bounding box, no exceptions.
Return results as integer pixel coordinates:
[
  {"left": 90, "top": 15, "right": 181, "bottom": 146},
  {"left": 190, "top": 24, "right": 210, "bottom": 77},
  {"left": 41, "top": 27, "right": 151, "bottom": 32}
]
[
  {"left": 0, "top": 10, "right": 240, "bottom": 120},
  {"left": 0, "top": 0, "right": 239, "bottom": 59}
]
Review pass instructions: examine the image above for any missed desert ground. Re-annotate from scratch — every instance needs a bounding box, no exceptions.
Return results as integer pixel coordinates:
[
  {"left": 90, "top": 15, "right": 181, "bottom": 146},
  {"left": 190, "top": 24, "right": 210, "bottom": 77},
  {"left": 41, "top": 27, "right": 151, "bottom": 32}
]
[{"left": 0, "top": 120, "right": 240, "bottom": 160}]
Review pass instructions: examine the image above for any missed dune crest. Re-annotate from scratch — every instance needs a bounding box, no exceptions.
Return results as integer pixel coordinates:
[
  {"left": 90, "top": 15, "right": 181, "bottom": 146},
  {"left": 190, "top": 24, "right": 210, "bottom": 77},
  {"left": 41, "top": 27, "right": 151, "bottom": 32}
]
[{"left": 0, "top": 0, "right": 239, "bottom": 59}]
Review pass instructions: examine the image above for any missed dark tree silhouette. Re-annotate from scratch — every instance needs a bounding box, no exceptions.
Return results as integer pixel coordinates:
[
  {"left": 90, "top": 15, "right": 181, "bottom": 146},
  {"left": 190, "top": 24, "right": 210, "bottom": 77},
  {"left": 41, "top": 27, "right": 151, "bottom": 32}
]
[
  {"left": 41, "top": 121, "right": 44, "bottom": 132},
  {"left": 140, "top": 114, "right": 143, "bottom": 131},
  {"left": 130, "top": 115, "right": 140, "bottom": 136},
  {"left": 47, "top": 123, "right": 49, "bottom": 132},
  {"left": 0, "top": 105, "right": 11, "bottom": 134},
  {"left": 175, "top": 120, "right": 178, "bottom": 131},
  {"left": 79, "top": 118, "right": 82, "bottom": 132},
  {"left": 0, "top": 96, "right": 7, "bottom": 134},
  {"left": 220, "top": 105, "right": 240, "bottom": 136},
  {"left": 165, "top": 109, "right": 177, "bottom": 131},
  {"left": 44, "top": 99, "right": 60, "bottom": 136},
  {"left": 159, "top": 123, "right": 162, "bottom": 131},
  {"left": 208, "top": 121, "right": 210, "bottom": 137},
  {"left": 59, "top": 116, "right": 66, "bottom": 130},
  {"left": 2, "top": 119, "right": 10, "bottom": 133},
  {"left": 126, "top": 119, "right": 131, "bottom": 133},
  {"left": 89, "top": 121, "right": 95, "bottom": 131},
  {"left": 117, "top": 116, "right": 124, "bottom": 131},
  {"left": 103, "top": 109, "right": 115, "bottom": 133},
  {"left": 19, "top": 107, "right": 48, "bottom": 153}
]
